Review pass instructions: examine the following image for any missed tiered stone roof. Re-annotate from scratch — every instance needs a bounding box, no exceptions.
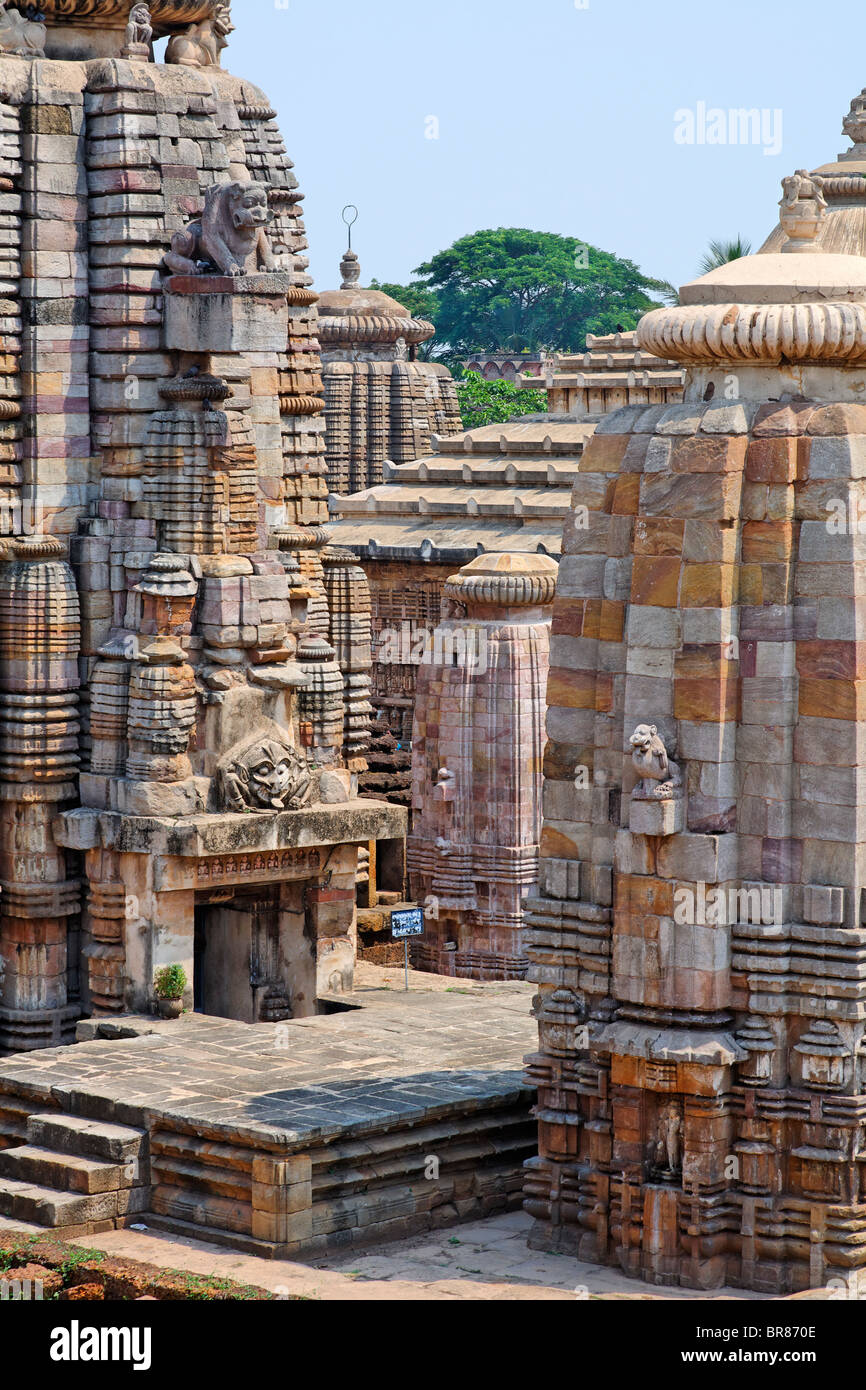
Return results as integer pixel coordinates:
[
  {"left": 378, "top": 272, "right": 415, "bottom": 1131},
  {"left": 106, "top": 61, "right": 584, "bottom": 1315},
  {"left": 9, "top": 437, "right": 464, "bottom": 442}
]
[
  {"left": 520, "top": 330, "right": 684, "bottom": 418},
  {"left": 329, "top": 419, "right": 593, "bottom": 561}
]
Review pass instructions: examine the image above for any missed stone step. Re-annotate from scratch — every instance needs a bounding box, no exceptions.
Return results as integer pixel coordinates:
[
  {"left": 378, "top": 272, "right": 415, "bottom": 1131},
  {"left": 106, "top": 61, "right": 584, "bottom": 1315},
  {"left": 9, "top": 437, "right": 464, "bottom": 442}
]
[
  {"left": 0, "top": 1175, "right": 119, "bottom": 1228},
  {"left": 0, "top": 1094, "right": 34, "bottom": 1147},
  {"left": 26, "top": 1113, "right": 145, "bottom": 1163},
  {"left": 0, "top": 1145, "right": 137, "bottom": 1195}
]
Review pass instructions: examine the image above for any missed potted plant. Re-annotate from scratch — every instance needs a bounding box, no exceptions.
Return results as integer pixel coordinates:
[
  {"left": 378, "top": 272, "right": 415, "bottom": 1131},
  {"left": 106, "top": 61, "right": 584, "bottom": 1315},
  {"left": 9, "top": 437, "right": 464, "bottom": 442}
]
[{"left": 153, "top": 964, "right": 187, "bottom": 1019}]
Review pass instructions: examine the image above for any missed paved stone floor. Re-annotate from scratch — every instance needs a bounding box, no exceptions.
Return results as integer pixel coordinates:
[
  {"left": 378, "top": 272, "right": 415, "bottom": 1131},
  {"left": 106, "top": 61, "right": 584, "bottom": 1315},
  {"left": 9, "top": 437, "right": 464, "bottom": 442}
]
[
  {"left": 0, "top": 964, "right": 536, "bottom": 1147},
  {"left": 59, "top": 1210, "right": 765, "bottom": 1301}
]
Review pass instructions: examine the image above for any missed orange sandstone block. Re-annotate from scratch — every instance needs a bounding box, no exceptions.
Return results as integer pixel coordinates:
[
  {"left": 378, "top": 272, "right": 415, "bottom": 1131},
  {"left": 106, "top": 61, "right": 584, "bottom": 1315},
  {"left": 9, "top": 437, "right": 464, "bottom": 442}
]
[
  {"left": 547, "top": 668, "right": 597, "bottom": 710},
  {"left": 741, "top": 520, "right": 797, "bottom": 564},
  {"left": 670, "top": 435, "right": 748, "bottom": 474},
  {"left": 581, "top": 434, "right": 631, "bottom": 473},
  {"left": 796, "top": 641, "right": 866, "bottom": 680},
  {"left": 595, "top": 673, "right": 614, "bottom": 713},
  {"left": 798, "top": 678, "right": 866, "bottom": 721},
  {"left": 626, "top": 874, "right": 674, "bottom": 916},
  {"left": 599, "top": 599, "right": 626, "bottom": 642},
  {"left": 611, "top": 472, "right": 641, "bottom": 515},
  {"left": 633, "top": 517, "right": 685, "bottom": 556},
  {"left": 674, "top": 676, "right": 739, "bottom": 722},
  {"left": 631, "top": 555, "right": 680, "bottom": 607},
  {"left": 551, "top": 598, "right": 587, "bottom": 636},
  {"left": 680, "top": 563, "right": 736, "bottom": 608},
  {"left": 745, "top": 436, "right": 798, "bottom": 484}
]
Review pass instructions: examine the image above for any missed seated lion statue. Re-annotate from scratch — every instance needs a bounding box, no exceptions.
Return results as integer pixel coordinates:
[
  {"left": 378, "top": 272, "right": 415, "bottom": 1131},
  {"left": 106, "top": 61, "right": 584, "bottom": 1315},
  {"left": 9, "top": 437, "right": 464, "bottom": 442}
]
[
  {"left": 630, "top": 723, "right": 682, "bottom": 800},
  {"left": 164, "top": 180, "right": 276, "bottom": 278}
]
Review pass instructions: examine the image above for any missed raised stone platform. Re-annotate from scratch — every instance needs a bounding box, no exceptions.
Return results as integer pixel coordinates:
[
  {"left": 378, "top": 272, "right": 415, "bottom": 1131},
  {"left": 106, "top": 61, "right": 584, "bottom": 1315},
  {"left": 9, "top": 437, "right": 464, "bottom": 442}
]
[{"left": 0, "top": 972, "right": 536, "bottom": 1257}]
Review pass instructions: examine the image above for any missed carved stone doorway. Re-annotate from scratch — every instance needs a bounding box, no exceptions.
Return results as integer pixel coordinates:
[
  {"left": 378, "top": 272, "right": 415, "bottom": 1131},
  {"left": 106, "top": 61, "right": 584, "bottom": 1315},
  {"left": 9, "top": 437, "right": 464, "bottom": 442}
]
[{"left": 193, "top": 881, "right": 314, "bottom": 1024}]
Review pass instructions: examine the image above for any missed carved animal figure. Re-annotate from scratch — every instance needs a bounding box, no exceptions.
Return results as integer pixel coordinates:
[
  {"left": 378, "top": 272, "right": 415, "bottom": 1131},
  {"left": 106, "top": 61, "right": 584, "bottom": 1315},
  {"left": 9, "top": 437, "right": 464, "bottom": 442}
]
[
  {"left": 164, "top": 180, "right": 276, "bottom": 278},
  {"left": 0, "top": 1, "right": 45, "bottom": 56},
  {"left": 125, "top": 3, "right": 153, "bottom": 50},
  {"left": 629, "top": 723, "right": 681, "bottom": 798},
  {"left": 165, "top": 2, "right": 233, "bottom": 68},
  {"left": 780, "top": 168, "right": 827, "bottom": 214}
]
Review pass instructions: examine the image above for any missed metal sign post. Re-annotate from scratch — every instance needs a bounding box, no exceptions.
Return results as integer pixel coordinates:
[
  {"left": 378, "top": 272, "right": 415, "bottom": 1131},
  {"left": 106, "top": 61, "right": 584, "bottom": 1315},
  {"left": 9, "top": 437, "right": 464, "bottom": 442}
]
[{"left": 390, "top": 908, "right": 424, "bottom": 991}]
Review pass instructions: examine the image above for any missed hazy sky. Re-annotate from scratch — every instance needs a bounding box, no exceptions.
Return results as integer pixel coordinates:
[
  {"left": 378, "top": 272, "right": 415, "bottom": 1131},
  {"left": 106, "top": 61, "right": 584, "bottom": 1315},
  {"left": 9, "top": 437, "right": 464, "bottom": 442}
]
[{"left": 230, "top": 0, "right": 865, "bottom": 297}]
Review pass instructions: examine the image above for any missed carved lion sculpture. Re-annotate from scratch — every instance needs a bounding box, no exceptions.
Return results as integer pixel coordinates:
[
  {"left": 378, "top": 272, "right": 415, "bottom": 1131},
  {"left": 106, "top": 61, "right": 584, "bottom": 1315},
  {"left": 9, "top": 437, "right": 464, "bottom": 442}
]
[
  {"left": 218, "top": 737, "right": 312, "bottom": 814},
  {"left": 629, "top": 723, "right": 682, "bottom": 800},
  {"left": 164, "top": 180, "right": 276, "bottom": 278},
  {"left": 165, "top": 2, "right": 233, "bottom": 68},
  {"left": 0, "top": 2, "right": 46, "bottom": 56}
]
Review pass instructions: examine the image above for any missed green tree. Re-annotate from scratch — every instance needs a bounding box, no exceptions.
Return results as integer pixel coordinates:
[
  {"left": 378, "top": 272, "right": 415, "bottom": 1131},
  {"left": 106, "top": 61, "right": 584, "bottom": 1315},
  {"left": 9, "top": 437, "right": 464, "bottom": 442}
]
[
  {"left": 698, "top": 237, "right": 752, "bottom": 275},
  {"left": 403, "top": 228, "right": 668, "bottom": 356},
  {"left": 454, "top": 370, "right": 547, "bottom": 429}
]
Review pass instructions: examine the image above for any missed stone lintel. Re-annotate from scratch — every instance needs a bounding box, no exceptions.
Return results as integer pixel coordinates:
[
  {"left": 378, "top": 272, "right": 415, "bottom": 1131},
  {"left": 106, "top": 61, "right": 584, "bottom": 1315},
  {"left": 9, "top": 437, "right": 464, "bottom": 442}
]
[{"left": 55, "top": 799, "right": 407, "bottom": 857}]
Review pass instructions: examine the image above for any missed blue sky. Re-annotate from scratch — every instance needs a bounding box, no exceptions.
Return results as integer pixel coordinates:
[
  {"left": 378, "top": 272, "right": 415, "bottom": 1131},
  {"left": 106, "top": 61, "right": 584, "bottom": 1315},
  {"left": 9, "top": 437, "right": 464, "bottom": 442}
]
[{"left": 231, "top": 0, "right": 865, "bottom": 296}]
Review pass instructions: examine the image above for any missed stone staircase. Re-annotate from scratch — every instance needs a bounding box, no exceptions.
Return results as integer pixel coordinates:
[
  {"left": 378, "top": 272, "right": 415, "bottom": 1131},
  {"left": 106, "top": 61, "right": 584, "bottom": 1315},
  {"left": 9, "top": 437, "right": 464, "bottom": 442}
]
[{"left": 0, "top": 1113, "right": 149, "bottom": 1236}]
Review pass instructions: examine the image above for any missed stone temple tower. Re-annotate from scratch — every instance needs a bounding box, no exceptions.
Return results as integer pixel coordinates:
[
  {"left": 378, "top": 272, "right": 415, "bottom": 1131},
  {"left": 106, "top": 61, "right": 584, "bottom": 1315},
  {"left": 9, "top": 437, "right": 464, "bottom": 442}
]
[
  {"left": 525, "top": 163, "right": 866, "bottom": 1293},
  {"left": 0, "top": 1, "right": 403, "bottom": 1050}
]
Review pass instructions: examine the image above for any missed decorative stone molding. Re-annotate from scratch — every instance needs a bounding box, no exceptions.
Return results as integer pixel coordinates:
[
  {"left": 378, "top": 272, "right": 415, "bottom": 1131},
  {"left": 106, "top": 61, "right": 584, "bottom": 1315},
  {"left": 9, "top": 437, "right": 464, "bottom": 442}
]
[
  {"left": 217, "top": 735, "right": 312, "bottom": 813},
  {"left": 317, "top": 313, "right": 435, "bottom": 348},
  {"left": 442, "top": 552, "right": 558, "bottom": 608},
  {"left": 637, "top": 300, "right": 866, "bottom": 365}
]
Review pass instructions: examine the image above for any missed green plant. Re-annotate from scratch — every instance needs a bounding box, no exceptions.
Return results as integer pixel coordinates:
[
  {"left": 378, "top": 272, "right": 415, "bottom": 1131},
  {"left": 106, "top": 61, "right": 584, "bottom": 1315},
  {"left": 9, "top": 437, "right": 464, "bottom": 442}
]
[{"left": 153, "top": 964, "right": 187, "bottom": 1001}]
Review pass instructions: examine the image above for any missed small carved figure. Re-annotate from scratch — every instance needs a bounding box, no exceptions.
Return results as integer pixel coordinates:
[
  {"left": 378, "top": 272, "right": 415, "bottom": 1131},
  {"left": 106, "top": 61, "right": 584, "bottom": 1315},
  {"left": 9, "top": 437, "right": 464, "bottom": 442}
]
[
  {"left": 164, "top": 180, "right": 276, "bottom": 278},
  {"left": 165, "top": 1, "right": 233, "bottom": 68},
  {"left": 654, "top": 1101, "right": 683, "bottom": 1175},
  {"left": 0, "top": 1, "right": 45, "bottom": 56},
  {"left": 123, "top": 3, "right": 153, "bottom": 58},
  {"left": 780, "top": 168, "right": 827, "bottom": 214},
  {"left": 629, "top": 723, "right": 682, "bottom": 799},
  {"left": 218, "top": 737, "right": 312, "bottom": 813},
  {"left": 779, "top": 169, "right": 827, "bottom": 252}
]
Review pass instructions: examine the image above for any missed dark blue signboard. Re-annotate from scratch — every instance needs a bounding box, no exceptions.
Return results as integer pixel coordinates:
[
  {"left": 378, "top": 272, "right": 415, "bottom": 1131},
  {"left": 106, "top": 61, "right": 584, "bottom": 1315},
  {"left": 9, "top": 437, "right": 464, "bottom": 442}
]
[{"left": 391, "top": 908, "right": 424, "bottom": 939}]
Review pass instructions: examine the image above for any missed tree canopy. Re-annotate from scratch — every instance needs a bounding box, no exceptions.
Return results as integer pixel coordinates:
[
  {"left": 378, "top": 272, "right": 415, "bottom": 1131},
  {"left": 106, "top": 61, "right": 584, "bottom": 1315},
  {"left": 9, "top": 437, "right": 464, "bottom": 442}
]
[
  {"left": 454, "top": 370, "right": 547, "bottom": 429},
  {"left": 373, "top": 228, "right": 669, "bottom": 359}
]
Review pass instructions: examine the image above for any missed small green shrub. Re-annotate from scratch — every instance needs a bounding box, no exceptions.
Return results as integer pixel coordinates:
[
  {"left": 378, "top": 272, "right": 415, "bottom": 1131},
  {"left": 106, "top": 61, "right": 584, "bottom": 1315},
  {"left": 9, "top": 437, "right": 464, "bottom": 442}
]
[{"left": 153, "top": 964, "right": 187, "bottom": 1000}]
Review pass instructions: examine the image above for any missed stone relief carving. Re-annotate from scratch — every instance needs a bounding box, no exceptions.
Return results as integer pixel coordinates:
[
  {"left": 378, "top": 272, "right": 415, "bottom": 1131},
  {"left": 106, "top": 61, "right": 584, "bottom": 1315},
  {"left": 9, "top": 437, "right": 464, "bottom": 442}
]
[
  {"left": 218, "top": 736, "right": 313, "bottom": 814},
  {"left": 123, "top": 3, "right": 152, "bottom": 58},
  {"left": 653, "top": 1100, "right": 683, "bottom": 1178},
  {"left": 164, "top": 180, "right": 276, "bottom": 278},
  {"left": 165, "top": 0, "right": 232, "bottom": 67},
  {"left": 629, "top": 723, "right": 682, "bottom": 799},
  {"left": 0, "top": 2, "right": 46, "bottom": 55}
]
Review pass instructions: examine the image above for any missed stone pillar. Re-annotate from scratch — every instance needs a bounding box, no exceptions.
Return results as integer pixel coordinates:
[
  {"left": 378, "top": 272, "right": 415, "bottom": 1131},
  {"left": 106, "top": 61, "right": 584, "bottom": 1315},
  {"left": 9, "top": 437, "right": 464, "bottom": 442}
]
[{"left": 0, "top": 537, "right": 81, "bottom": 1050}]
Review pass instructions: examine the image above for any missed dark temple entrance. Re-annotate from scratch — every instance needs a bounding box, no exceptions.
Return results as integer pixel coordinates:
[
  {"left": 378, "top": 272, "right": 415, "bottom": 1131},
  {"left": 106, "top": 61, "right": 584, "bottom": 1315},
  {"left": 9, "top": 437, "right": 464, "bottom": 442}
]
[{"left": 192, "top": 881, "right": 315, "bottom": 1024}]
